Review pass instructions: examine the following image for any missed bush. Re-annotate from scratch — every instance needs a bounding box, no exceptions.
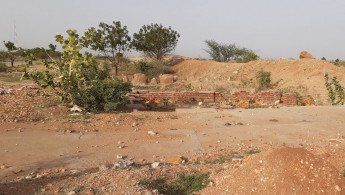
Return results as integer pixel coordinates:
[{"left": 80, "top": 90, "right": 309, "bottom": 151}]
[
  {"left": 256, "top": 71, "right": 271, "bottom": 89},
  {"left": 0, "top": 63, "right": 8, "bottom": 72},
  {"left": 25, "top": 29, "right": 132, "bottom": 112},
  {"left": 134, "top": 59, "right": 175, "bottom": 79},
  {"left": 325, "top": 73, "right": 344, "bottom": 105},
  {"left": 72, "top": 79, "right": 132, "bottom": 112}
]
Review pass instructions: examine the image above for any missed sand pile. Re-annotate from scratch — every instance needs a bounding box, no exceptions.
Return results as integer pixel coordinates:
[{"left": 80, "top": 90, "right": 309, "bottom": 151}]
[
  {"left": 173, "top": 59, "right": 345, "bottom": 104},
  {"left": 202, "top": 147, "right": 345, "bottom": 194}
]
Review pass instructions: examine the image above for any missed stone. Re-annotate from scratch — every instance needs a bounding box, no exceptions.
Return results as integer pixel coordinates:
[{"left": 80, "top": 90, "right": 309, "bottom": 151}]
[
  {"left": 159, "top": 74, "right": 174, "bottom": 85},
  {"left": 0, "top": 88, "right": 13, "bottom": 95},
  {"left": 299, "top": 51, "right": 313, "bottom": 59},
  {"left": 150, "top": 78, "right": 158, "bottom": 85},
  {"left": 131, "top": 73, "right": 147, "bottom": 86},
  {"left": 113, "top": 160, "right": 134, "bottom": 169},
  {"left": 116, "top": 154, "right": 123, "bottom": 159},
  {"left": 132, "top": 122, "right": 138, "bottom": 127},
  {"left": 173, "top": 75, "right": 178, "bottom": 81},
  {"left": 335, "top": 185, "right": 341, "bottom": 192},
  {"left": 143, "top": 190, "right": 153, "bottom": 195},
  {"left": 99, "top": 164, "right": 109, "bottom": 171},
  {"left": 67, "top": 191, "right": 76, "bottom": 195},
  {"left": 70, "top": 105, "right": 83, "bottom": 112},
  {"left": 147, "top": 131, "right": 157, "bottom": 135},
  {"left": 151, "top": 162, "right": 162, "bottom": 168},
  {"left": 165, "top": 156, "right": 183, "bottom": 164}
]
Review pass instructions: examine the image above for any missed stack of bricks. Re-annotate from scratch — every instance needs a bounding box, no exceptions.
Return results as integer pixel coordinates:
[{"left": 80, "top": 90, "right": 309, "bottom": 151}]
[
  {"left": 128, "top": 90, "right": 298, "bottom": 106},
  {"left": 225, "top": 91, "right": 281, "bottom": 103},
  {"left": 281, "top": 93, "right": 298, "bottom": 106}
]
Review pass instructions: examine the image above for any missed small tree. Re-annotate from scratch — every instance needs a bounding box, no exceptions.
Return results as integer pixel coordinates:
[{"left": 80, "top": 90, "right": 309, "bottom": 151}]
[
  {"left": 132, "top": 24, "right": 180, "bottom": 59},
  {"left": 204, "top": 40, "right": 259, "bottom": 63},
  {"left": 3, "top": 41, "right": 17, "bottom": 67},
  {"left": 84, "top": 21, "right": 131, "bottom": 75},
  {"left": 24, "top": 29, "right": 132, "bottom": 112}
]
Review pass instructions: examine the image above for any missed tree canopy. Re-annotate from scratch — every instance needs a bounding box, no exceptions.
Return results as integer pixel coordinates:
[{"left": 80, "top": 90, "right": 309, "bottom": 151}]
[{"left": 132, "top": 24, "right": 180, "bottom": 59}]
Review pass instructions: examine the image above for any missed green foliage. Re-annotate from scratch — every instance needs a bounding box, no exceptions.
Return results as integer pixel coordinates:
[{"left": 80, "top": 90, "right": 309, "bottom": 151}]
[
  {"left": 3, "top": 41, "right": 17, "bottom": 67},
  {"left": 332, "top": 59, "right": 345, "bottom": 67},
  {"left": 72, "top": 79, "right": 132, "bottom": 112},
  {"left": 321, "top": 57, "right": 326, "bottom": 60},
  {"left": 256, "top": 71, "right": 271, "bottom": 89},
  {"left": 246, "top": 150, "right": 261, "bottom": 155},
  {"left": 325, "top": 73, "right": 344, "bottom": 105},
  {"left": 132, "top": 24, "right": 180, "bottom": 59},
  {"left": 24, "top": 29, "right": 132, "bottom": 112},
  {"left": 139, "top": 172, "right": 210, "bottom": 195},
  {"left": 84, "top": 21, "right": 131, "bottom": 75},
  {"left": 134, "top": 59, "right": 175, "bottom": 79},
  {"left": 0, "top": 63, "right": 8, "bottom": 72},
  {"left": 204, "top": 40, "right": 259, "bottom": 62}
]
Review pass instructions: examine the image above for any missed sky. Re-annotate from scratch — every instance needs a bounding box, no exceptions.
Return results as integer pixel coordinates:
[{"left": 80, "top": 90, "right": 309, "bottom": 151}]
[{"left": 1, "top": 0, "right": 345, "bottom": 60}]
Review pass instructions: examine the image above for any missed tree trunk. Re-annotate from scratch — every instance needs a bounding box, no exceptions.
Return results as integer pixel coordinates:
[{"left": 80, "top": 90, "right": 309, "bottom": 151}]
[{"left": 11, "top": 58, "right": 14, "bottom": 67}]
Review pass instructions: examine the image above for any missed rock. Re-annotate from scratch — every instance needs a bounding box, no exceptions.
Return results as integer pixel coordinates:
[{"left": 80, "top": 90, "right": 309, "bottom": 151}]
[
  {"left": 299, "top": 51, "right": 313, "bottom": 59},
  {"left": 131, "top": 73, "right": 147, "bottom": 86},
  {"left": 116, "top": 154, "right": 123, "bottom": 159},
  {"left": 99, "top": 164, "right": 109, "bottom": 171},
  {"left": 70, "top": 105, "right": 83, "bottom": 112},
  {"left": 67, "top": 191, "right": 76, "bottom": 195},
  {"left": 0, "top": 88, "right": 13, "bottom": 95},
  {"left": 1, "top": 165, "right": 7, "bottom": 169},
  {"left": 132, "top": 122, "right": 138, "bottom": 127},
  {"left": 150, "top": 78, "right": 158, "bottom": 85},
  {"left": 173, "top": 75, "right": 178, "bottom": 81},
  {"left": 147, "top": 131, "right": 157, "bottom": 135},
  {"left": 143, "top": 190, "right": 153, "bottom": 195},
  {"left": 335, "top": 185, "right": 341, "bottom": 192},
  {"left": 159, "top": 74, "right": 174, "bottom": 85},
  {"left": 151, "top": 162, "right": 162, "bottom": 168},
  {"left": 113, "top": 160, "right": 134, "bottom": 169},
  {"left": 165, "top": 156, "right": 184, "bottom": 164}
]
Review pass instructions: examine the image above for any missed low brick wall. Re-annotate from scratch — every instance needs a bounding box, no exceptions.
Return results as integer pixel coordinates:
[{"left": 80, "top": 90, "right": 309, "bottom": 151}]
[{"left": 129, "top": 90, "right": 298, "bottom": 106}]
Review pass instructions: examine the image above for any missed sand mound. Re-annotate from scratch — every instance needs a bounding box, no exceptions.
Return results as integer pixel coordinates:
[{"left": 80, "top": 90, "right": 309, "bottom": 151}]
[
  {"left": 202, "top": 147, "right": 345, "bottom": 194},
  {"left": 173, "top": 59, "right": 345, "bottom": 104}
]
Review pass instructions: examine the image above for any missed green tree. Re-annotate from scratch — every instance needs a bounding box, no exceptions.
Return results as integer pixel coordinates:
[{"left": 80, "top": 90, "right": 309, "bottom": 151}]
[
  {"left": 24, "top": 29, "right": 131, "bottom": 112},
  {"left": 3, "top": 41, "right": 17, "bottom": 67},
  {"left": 132, "top": 24, "right": 180, "bottom": 59},
  {"left": 84, "top": 21, "right": 131, "bottom": 75},
  {"left": 204, "top": 40, "right": 259, "bottom": 62}
]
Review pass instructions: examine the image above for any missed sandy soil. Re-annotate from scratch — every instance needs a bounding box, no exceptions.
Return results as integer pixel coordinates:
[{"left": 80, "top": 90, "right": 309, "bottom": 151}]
[{"left": 173, "top": 59, "right": 345, "bottom": 104}]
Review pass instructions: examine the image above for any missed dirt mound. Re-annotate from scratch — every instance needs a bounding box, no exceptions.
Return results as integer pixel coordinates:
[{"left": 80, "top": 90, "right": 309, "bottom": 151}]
[
  {"left": 173, "top": 59, "right": 345, "bottom": 104},
  {"left": 300, "top": 51, "right": 313, "bottom": 59},
  {"left": 202, "top": 147, "right": 345, "bottom": 194}
]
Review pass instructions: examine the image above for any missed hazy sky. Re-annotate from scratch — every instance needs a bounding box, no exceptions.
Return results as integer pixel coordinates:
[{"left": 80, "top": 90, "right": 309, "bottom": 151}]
[{"left": 1, "top": 0, "right": 345, "bottom": 59}]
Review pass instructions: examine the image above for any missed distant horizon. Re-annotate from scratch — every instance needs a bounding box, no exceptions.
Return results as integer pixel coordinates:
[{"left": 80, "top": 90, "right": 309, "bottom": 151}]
[{"left": 1, "top": 0, "right": 345, "bottom": 60}]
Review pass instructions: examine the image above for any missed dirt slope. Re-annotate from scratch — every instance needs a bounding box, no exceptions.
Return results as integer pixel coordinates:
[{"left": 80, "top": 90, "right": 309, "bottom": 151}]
[
  {"left": 201, "top": 147, "right": 345, "bottom": 194},
  {"left": 173, "top": 59, "right": 345, "bottom": 104}
]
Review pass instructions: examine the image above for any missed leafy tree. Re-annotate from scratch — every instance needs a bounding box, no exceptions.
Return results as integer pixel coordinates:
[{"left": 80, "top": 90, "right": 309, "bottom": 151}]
[
  {"left": 3, "top": 41, "right": 17, "bottom": 67},
  {"left": 132, "top": 24, "right": 180, "bottom": 59},
  {"left": 84, "top": 21, "right": 131, "bottom": 75},
  {"left": 204, "top": 40, "right": 259, "bottom": 63},
  {"left": 24, "top": 29, "right": 132, "bottom": 111},
  {"left": 321, "top": 57, "right": 326, "bottom": 61},
  {"left": 48, "top": 44, "right": 57, "bottom": 52}
]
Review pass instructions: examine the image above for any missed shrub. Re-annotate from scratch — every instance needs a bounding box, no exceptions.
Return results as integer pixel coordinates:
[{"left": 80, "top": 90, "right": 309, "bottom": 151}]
[
  {"left": 24, "top": 29, "right": 132, "bottom": 112},
  {"left": 256, "top": 71, "right": 271, "bottom": 89},
  {"left": 325, "top": 73, "right": 344, "bottom": 105},
  {"left": 0, "top": 63, "right": 8, "bottom": 72},
  {"left": 72, "top": 79, "right": 132, "bottom": 112},
  {"left": 139, "top": 172, "right": 210, "bottom": 195},
  {"left": 135, "top": 59, "right": 175, "bottom": 79}
]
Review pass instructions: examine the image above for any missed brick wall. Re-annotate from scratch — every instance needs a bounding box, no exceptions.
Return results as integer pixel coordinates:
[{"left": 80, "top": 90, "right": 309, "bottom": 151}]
[{"left": 129, "top": 90, "right": 298, "bottom": 106}]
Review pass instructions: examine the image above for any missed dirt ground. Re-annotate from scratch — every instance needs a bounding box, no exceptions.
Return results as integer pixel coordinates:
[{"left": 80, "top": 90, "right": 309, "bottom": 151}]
[
  {"left": 1, "top": 85, "right": 345, "bottom": 194},
  {"left": 1, "top": 59, "right": 345, "bottom": 194}
]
